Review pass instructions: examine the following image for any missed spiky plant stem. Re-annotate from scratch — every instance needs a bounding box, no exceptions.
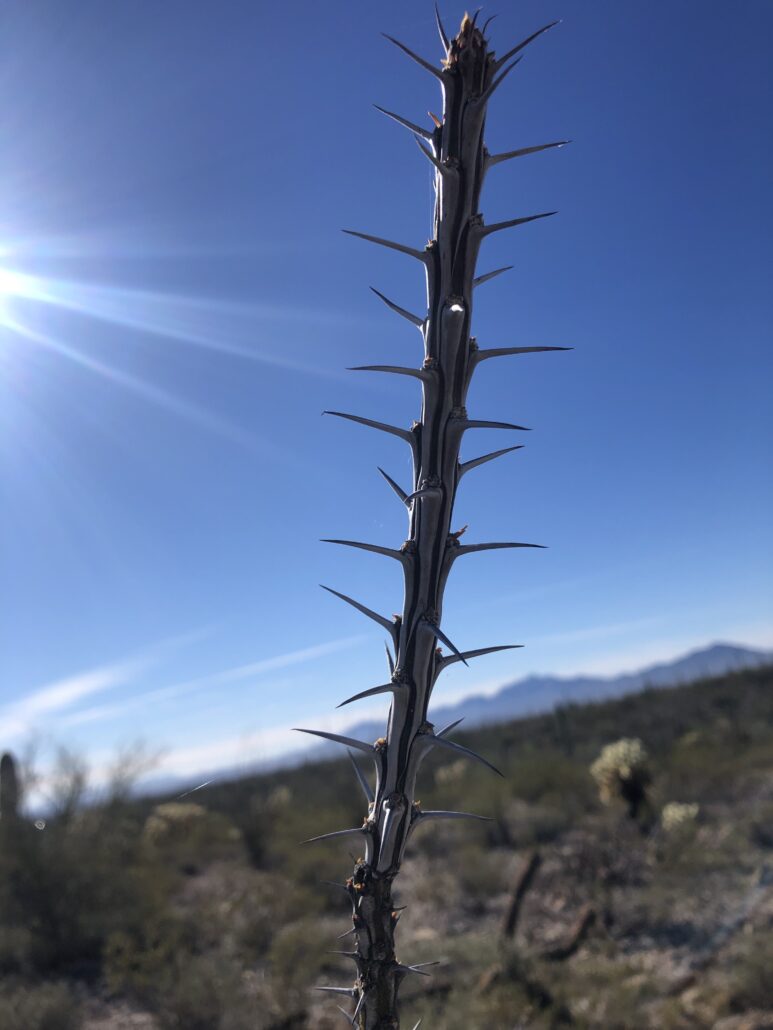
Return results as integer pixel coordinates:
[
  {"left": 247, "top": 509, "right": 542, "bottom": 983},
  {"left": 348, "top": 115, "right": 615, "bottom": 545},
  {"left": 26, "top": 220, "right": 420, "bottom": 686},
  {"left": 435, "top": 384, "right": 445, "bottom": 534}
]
[{"left": 310, "top": 14, "right": 565, "bottom": 1028}]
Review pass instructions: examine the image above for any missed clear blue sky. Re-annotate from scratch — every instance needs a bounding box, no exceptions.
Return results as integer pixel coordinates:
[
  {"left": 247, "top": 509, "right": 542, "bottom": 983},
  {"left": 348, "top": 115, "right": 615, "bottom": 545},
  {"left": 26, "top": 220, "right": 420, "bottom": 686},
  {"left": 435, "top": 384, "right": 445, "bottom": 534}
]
[{"left": 1, "top": 1, "right": 771, "bottom": 787}]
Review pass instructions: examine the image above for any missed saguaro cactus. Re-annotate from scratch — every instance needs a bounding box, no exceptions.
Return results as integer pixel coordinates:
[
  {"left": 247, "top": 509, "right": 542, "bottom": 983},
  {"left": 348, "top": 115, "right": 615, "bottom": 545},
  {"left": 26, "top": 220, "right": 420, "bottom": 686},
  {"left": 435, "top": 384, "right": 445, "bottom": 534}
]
[
  {"left": 297, "top": 12, "right": 566, "bottom": 1028},
  {"left": 0, "top": 752, "right": 19, "bottom": 823}
]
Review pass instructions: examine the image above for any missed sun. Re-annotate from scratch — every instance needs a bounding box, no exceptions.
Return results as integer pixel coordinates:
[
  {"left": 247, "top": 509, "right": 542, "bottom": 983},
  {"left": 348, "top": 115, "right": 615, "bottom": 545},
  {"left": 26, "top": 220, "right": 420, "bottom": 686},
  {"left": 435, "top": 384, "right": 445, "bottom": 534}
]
[{"left": 0, "top": 267, "right": 31, "bottom": 325}]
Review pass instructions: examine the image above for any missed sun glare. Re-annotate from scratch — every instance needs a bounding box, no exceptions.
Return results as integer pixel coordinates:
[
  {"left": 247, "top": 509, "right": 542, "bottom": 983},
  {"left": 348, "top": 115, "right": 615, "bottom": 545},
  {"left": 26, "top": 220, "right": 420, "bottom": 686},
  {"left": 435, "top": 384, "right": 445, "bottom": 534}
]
[{"left": 0, "top": 267, "right": 31, "bottom": 325}]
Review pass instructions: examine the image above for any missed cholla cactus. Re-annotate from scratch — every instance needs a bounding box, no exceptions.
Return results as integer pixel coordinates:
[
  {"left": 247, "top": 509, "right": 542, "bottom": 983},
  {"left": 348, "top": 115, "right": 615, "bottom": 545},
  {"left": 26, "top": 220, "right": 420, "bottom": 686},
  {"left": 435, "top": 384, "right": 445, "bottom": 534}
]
[
  {"left": 661, "top": 801, "right": 699, "bottom": 833},
  {"left": 297, "top": 11, "right": 567, "bottom": 1028},
  {"left": 591, "top": 738, "right": 651, "bottom": 821},
  {"left": 143, "top": 801, "right": 243, "bottom": 872}
]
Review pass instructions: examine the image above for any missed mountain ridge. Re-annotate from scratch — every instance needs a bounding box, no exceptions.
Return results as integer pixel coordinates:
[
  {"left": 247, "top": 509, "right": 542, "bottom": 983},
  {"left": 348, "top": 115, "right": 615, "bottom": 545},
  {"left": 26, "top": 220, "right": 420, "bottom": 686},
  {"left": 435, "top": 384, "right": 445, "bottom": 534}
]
[
  {"left": 319, "top": 642, "right": 773, "bottom": 757},
  {"left": 141, "top": 641, "right": 772, "bottom": 794}
]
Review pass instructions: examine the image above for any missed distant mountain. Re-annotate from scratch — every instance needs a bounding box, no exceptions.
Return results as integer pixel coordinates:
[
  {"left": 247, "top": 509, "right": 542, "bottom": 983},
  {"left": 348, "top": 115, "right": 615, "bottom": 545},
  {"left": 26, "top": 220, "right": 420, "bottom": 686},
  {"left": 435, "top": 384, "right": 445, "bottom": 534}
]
[
  {"left": 329, "top": 643, "right": 773, "bottom": 753},
  {"left": 141, "top": 643, "right": 772, "bottom": 795}
]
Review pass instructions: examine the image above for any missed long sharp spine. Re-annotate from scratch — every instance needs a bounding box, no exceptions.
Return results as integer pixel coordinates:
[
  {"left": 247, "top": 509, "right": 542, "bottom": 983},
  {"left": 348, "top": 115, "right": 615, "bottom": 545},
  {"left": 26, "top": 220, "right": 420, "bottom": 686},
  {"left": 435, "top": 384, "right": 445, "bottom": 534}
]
[
  {"left": 382, "top": 33, "right": 444, "bottom": 80},
  {"left": 373, "top": 104, "right": 433, "bottom": 141},
  {"left": 320, "top": 585, "right": 398, "bottom": 639},
  {"left": 370, "top": 287, "right": 425, "bottom": 329},
  {"left": 342, "top": 229, "right": 427, "bottom": 263}
]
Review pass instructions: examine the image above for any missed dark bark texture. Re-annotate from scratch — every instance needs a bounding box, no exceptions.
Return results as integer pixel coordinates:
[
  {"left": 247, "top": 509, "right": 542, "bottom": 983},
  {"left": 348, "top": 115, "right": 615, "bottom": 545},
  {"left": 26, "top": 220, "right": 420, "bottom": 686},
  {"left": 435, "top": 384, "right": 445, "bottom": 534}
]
[{"left": 307, "top": 13, "right": 565, "bottom": 1028}]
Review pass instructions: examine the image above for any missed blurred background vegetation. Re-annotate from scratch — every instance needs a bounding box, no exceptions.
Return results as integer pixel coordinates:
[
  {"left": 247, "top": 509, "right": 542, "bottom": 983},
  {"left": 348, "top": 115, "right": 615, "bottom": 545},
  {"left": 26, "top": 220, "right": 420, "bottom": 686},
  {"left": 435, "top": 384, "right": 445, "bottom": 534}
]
[{"left": 1, "top": 664, "right": 772, "bottom": 1028}]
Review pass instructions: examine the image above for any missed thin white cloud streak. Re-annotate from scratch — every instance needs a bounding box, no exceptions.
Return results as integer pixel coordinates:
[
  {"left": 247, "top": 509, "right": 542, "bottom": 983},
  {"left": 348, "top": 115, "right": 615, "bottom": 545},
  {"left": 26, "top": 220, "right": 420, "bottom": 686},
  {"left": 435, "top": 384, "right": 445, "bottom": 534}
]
[
  {"left": 153, "top": 699, "right": 387, "bottom": 781},
  {"left": 0, "top": 627, "right": 213, "bottom": 742},
  {"left": 0, "top": 657, "right": 150, "bottom": 742},
  {"left": 59, "top": 635, "right": 367, "bottom": 730}
]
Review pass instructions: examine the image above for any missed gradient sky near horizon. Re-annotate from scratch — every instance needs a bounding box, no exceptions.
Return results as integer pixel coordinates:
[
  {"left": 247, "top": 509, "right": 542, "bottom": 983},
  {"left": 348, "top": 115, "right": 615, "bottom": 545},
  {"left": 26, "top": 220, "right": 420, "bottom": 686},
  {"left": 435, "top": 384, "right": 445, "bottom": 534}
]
[{"left": 1, "top": 0, "right": 771, "bottom": 788}]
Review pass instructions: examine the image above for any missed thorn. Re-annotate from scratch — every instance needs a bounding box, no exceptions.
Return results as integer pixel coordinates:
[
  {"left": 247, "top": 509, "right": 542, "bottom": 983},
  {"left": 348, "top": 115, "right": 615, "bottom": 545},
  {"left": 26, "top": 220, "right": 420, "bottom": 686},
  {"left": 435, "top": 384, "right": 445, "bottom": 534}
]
[
  {"left": 377, "top": 466, "right": 408, "bottom": 504},
  {"left": 294, "top": 726, "right": 375, "bottom": 756},
  {"left": 458, "top": 445, "right": 523, "bottom": 477},
  {"left": 428, "top": 110, "right": 442, "bottom": 128},
  {"left": 382, "top": 33, "right": 444, "bottom": 81},
  {"left": 488, "top": 140, "right": 571, "bottom": 167},
  {"left": 481, "top": 14, "right": 498, "bottom": 36},
  {"left": 320, "top": 585, "right": 398, "bottom": 639},
  {"left": 347, "top": 750, "right": 374, "bottom": 802},
  {"left": 320, "top": 879, "right": 351, "bottom": 892},
  {"left": 336, "top": 926, "right": 357, "bottom": 940},
  {"left": 479, "top": 212, "right": 557, "bottom": 238},
  {"left": 335, "top": 1004, "right": 356, "bottom": 1026},
  {"left": 369, "top": 287, "right": 425, "bottom": 329},
  {"left": 328, "top": 950, "right": 359, "bottom": 960},
  {"left": 494, "top": 21, "right": 560, "bottom": 71},
  {"left": 452, "top": 541, "right": 546, "bottom": 558},
  {"left": 404, "top": 485, "right": 440, "bottom": 505},
  {"left": 415, "top": 809, "right": 493, "bottom": 823},
  {"left": 315, "top": 986, "right": 357, "bottom": 997},
  {"left": 434, "top": 3, "right": 450, "bottom": 50},
  {"left": 337, "top": 682, "right": 397, "bottom": 709},
  {"left": 411, "top": 1021, "right": 423, "bottom": 1030},
  {"left": 430, "top": 734, "right": 504, "bottom": 777},
  {"left": 348, "top": 364, "right": 427, "bottom": 381},
  {"left": 425, "top": 621, "right": 468, "bottom": 666},
  {"left": 414, "top": 135, "right": 448, "bottom": 174},
  {"left": 438, "top": 644, "right": 522, "bottom": 671},
  {"left": 396, "top": 962, "right": 431, "bottom": 977},
  {"left": 373, "top": 104, "right": 433, "bottom": 141},
  {"left": 385, "top": 640, "right": 396, "bottom": 676},
  {"left": 321, "top": 538, "right": 406, "bottom": 563},
  {"left": 473, "top": 265, "right": 513, "bottom": 288},
  {"left": 352, "top": 993, "right": 365, "bottom": 1022},
  {"left": 436, "top": 717, "right": 464, "bottom": 737},
  {"left": 479, "top": 56, "right": 523, "bottom": 104},
  {"left": 302, "top": 826, "right": 367, "bottom": 845},
  {"left": 474, "top": 345, "right": 572, "bottom": 363},
  {"left": 462, "top": 418, "right": 531, "bottom": 432},
  {"left": 324, "top": 411, "right": 415, "bottom": 448},
  {"left": 342, "top": 229, "right": 427, "bottom": 263}
]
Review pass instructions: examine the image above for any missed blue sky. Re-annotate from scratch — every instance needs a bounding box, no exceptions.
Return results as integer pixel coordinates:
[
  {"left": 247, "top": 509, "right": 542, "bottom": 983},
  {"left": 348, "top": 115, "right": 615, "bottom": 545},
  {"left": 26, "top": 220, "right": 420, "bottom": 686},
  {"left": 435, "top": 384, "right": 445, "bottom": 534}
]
[{"left": 1, "top": 1, "right": 771, "bottom": 788}]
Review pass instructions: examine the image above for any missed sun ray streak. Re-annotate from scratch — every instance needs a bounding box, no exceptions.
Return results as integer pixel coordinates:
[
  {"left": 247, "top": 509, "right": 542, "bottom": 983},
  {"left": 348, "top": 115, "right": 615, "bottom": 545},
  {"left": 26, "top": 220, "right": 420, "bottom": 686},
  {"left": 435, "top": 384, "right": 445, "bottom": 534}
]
[
  {"left": 1, "top": 267, "right": 341, "bottom": 378},
  {"left": 4, "top": 314, "right": 272, "bottom": 452}
]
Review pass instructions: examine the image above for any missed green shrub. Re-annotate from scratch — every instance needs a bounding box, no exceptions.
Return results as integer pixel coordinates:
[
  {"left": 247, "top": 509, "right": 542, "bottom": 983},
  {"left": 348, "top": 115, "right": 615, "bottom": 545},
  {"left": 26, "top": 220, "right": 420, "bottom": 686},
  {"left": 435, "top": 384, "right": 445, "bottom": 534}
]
[{"left": 0, "top": 981, "right": 80, "bottom": 1030}]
